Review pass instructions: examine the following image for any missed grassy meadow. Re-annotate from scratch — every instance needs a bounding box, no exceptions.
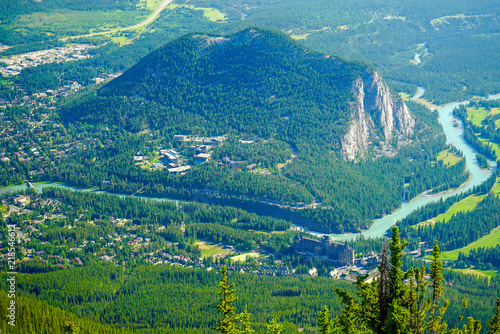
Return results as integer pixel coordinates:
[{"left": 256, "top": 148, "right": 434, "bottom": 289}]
[
  {"left": 16, "top": 10, "right": 148, "bottom": 36},
  {"left": 196, "top": 241, "right": 234, "bottom": 258},
  {"left": 451, "top": 267, "right": 497, "bottom": 280},
  {"left": 441, "top": 227, "right": 500, "bottom": 261},
  {"left": 437, "top": 148, "right": 463, "bottom": 167},
  {"left": 415, "top": 195, "right": 485, "bottom": 228},
  {"left": 230, "top": 252, "right": 261, "bottom": 263}
]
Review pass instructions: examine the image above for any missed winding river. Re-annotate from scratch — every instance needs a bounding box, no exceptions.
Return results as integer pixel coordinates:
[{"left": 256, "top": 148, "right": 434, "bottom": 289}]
[
  {"left": 0, "top": 182, "right": 182, "bottom": 205},
  {"left": 328, "top": 89, "right": 499, "bottom": 241},
  {"left": 1, "top": 90, "right": 498, "bottom": 241}
]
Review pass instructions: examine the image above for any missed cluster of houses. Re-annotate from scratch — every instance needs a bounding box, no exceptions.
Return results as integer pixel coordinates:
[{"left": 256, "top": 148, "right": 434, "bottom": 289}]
[
  {"left": 144, "top": 253, "right": 201, "bottom": 267},
  {"left": 1, "top": 191, "right": 384, "bottom": 282},
  {"left": 210, "top": 263, "right": 293, "bottom": 277},
  {"left": 291, "top": 235, "right": 385, "bottom": 282},
  {"left": 2, "top": 188, "right": 383, "bottom": 283},
  {"left": 173, "top": 134, "right": 226, "bottom": 146},
  {"left": 33, "top": 73, "right": 119, "bottom": 101},
  {"left": 92, "top": 72, "right": 122, "bottom": 85},
  {"left": 309, "top": 264, "right": 379, "bottom": 283},
  {"left": 217, "top": 157, "right": 257, "bottom": 171},
  {"left": 13, "top": 194, "right": 31, "bottom": 206},
  {"left": 0, "top": 104, "right": 107, "bottom": 179},
  {"left": 33, "top": 81, "right": 84, "bottom": 100},
  {"left": 134, "top": 135, "right": 228, "bottom": 175},
  {"left": 159, "top": 148, "right": 191, "bottom": 173},
  {"left": 0, "top": 44, "right": 95, "bottom": 77},
  {"left": 178, "top": 135, "right": 227, "bottom": 165},
  {"left": 6, "top": 193, "right": 63, "bottom": 213}
]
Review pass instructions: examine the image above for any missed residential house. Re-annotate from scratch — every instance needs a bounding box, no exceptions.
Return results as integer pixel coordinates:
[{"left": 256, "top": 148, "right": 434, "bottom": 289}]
[
  {"left": 194, "top": 153, "right": 211, "bottom": 164},
  {"left": 174, "top": 135, "right": 187, "bottom": 141}
]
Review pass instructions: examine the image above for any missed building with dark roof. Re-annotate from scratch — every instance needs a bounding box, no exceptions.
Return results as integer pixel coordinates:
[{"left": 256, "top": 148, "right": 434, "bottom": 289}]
[{"left": 293, "top": 235, "right": 355, "bottom": 266}]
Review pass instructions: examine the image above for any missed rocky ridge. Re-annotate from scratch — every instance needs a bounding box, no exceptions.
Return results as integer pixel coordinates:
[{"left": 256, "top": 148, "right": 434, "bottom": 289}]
[{"left": 341, "top": 72, "right": 415, "bottom": 160}]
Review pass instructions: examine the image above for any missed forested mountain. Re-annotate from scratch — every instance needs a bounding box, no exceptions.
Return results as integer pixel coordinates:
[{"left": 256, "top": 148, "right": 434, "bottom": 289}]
[
  {"left": 57, "top": 28, "right": 468, "bottom": 233},
  {"left": 63, "top": 27, "right": 413, "bottom": 155}
]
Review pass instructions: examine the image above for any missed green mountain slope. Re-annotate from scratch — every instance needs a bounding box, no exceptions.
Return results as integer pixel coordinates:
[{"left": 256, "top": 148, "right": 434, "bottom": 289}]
[
  {"left": 58, "top": 28, "right": 467, "bottom": 233},
  {"left": 0, "top": 290, "right": 132, "bottom": 334},
  {"left": 65, "top": 28, "right": 366, "bottom": 151}
]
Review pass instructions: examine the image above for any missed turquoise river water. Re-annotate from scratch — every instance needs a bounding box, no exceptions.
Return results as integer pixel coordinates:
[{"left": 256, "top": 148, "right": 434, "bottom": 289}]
[{"left": 1, "top": 91, "right": 498, "bottom": 241}]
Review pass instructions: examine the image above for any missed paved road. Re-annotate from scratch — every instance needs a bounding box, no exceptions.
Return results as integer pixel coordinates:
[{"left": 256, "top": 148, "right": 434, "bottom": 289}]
[
  {"left": 63, "top": 0, "right": 174, "bottom": 40},
  {"left": 31, "top": 114, "right": 50, "bottom": 131}
]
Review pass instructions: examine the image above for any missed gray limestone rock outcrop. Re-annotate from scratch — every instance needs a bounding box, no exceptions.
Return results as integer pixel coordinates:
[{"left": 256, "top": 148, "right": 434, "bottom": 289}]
[{"left": 341, "top": 72, "right": 415, "bottom": 160}]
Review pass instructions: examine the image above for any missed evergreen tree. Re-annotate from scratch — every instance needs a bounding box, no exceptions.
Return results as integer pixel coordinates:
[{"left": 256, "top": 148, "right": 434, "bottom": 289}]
[
  {"left": 332, "top": 288, "right": 374, "bottom": 334},
  {"left": 389, "top": 226, "right": 408, "bottom": 302},
  {"left": 406, "top": 266, "right": 430, "bottom": 334},
  {"left": 427, "top": 241, "right": 448, "bottom": 334},
  {"left": 378, "top": 243, "right": 390, "bottom": 333},
  {"left": 326, "top": 228, "right": 474, "bottom": 334},
  {"left": 488, "top": 299, "right": 500, "bottom": 334},
  {"left": 213, "top": 266, "right": 241, "bottom": 334},
  {"left": 266, "top": 318, "right": 284, "bottom": 334},
  {"left": 318, "top": 305, "right": 332, "bottom": 334},
  {"left": 62, "top": 321, "right": 79, "bottom": 333},
  {"left": 455, "top": 317, "right": 482, "bottom": 334},
  {"left": 385, "top": 226, "right": 410, "bottom": 334},
  {"left": 240, "top": 307, "right": 255, "bottom": 334}
]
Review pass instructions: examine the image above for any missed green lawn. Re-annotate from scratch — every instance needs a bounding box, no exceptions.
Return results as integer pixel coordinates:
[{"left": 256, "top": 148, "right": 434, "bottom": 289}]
[
  {"left": 467, "top": 107, "right": 490, "bottom": 126},
  {"left": 415, "top": 195, "right": 485, "bottom": 228},
  {"left": 434, "top": 195, "right": 485, "bottom": 223},
  {"left": 398, "top": 92, "right": 411, "bottom": 101},
  {"left": 196, "top": 241, "right": 233, "bottom": 258},
  {"left": 183, "top": 5, "right": 227, "bottom": 22},
  {"left": 452, "top": 267, "right": 497, "bottom": 280},
  {"left": 230, "top": 252, "right": 260, "bottom": 263},
  {"left": 292, "top": 33, "right": 311, "bottom": 40},
  {"left": 436, "top": 148, "right": 462, "bottom": 167},
  {"left": 198, "top": 7, "right": 227, "bottom": 22},
  {"left": 489, "top": 141, "right": 500, "bottom": 160},
  {"left": 441, "top": 227, "right": 500, "bottom": 261},
  {"left": 110, "top": 34, "right": 131, "bottom": 46},
  {"left": 16, "top": 9, "right": 148, "bottom": 35},
  {"left": 492, "top": 177, "right": 500, "bottom": 196},
  {"left": 478, "top": 136, "right": 500, "bottom": 159}
]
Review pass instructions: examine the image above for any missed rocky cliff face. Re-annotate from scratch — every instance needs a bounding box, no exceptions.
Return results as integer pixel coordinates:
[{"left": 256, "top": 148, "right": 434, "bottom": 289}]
[{"left": 341, "top": 72, "right": 415, "bottom": 160}]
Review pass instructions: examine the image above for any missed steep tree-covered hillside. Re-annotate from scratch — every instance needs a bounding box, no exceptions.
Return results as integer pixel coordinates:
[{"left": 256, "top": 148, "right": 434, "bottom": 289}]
[
  {"left": 64, "top": 28, "right": 364, "bottom": 151},
  {"left": 0, "top": 290, "right": 133, "bottom": 334},
  {"left": 56, "top": 28, "right": 469, "bottom": 233}
]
